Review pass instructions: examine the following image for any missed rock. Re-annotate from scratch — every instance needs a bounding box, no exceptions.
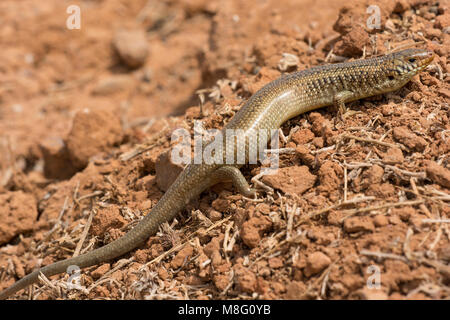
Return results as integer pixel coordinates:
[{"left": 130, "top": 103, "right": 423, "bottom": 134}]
[
  {"left": 158, "top": 267, "right": 169, "bottom": 280},
  {"left": 134, "top": 249, "right": 150, "bottom": 263},
  {"left": 343, "top": 216, "right": 375, "bottom": 233},
  {"left": 334, "top": 26, "right": 370, "bottom": 56},
  {"left": 203, "top": 237, "right": 221, "bottom": 257},
  {"left": 425, "top": 160, "right": 450, "bottom": 188},
  {"left": 171, "top": 244, "right": 194, "bottom": 269},
  {"left": 388, "top": 215, "right": 402, "bottom": 225},
  {"left": 235, "top": 267, "right": 257, "bottom": 293},
  {"left": 312, "top": 137, "right": 324, "bottom": 148},
  {"left": 211, "top": 198, "right": 230, "bottom": 213},
  {"left": 393, "top": 127, "right": 427, "bottom": 152},
  {"left": 285, "top": 281, "right": 307, "bottom": 299},
  {"left": 318, "top": 161, "right": 343, "bottom": 192},
  {"left": 438, "top": 88, "right": 450, "bottom": 99},
  {"left": 113, "top": 29, "right": 149, "bottom": 68},
  {"left": 155, "top": 151, "right": 184, "bottom": 192},
  {"left": 392, "top": 0, "right": 410, "bottom": 13},
  {"left": 271, "top": 281, "right": 286, "bottom": 294},
  {"left": 91, "top": 263, "right": 111, "bottom": 280},
  {"left": 291, "top": 129, "right": 314, "bottom": 145},
  {"left": 382, "top": 147, "right": 404, "bottom": 164},
  {"left": 255, "top": 203, "right": 271, "bottom": 215},
  {"left": 438, "top": 246, "right": 450, "bottom": 262},
  {"left": 211, "top": 250, "right": 222, "bottom": 267},
  {"left": 357, "top": 288, "right": 389, "bottom": 300},
  {"left": 240, "top": 223, "right": 260, "bottom": 248},
  {"left": 295, "top": 145, "right": 315, "bottom": 167},
  {"left": 261, "top": 166, "right": 316, "bottom": 195},
  {"left": 391, "top": 206, "right": 414, "bottom": 222},
  {"left": 435, "top": 13, "right": 450, "bottom": 29},
  {"left": 424, "top": 28, "right": 442, "bottom": 40},
  {"left": 66, "top": 108, "right": 123, "bottom": 169},
  {"left": 268, "top": 257, "right": 283, "bottom": 269},
  {"left": 373, "top": 215, "right": 389, "bottom": 227},
  {"left": 304, "top": 252, "right": 331, "bottom": 277},
  {"left": 381, "top": 103, "right": 395, "bottom": 116},
  {"left": 240, "top": 216, "right": 272, "bottom": 248},
  {"left": 256, "top": 277, "right": 269, "bottom": 295},
  {"left": 213, "top": 274, "right": 230, "bottom": 291},
  {"left": 362, "top": 165, "right": 384, "bottom": 187},
  {"left": 309, "top": 112, "right": 332, "bottom": 136},
  {"left": 0, "top": 191, "right": 37, "bottom": 244},
  {"left": 367, "top": 182, "right": 395, "bottom": 198},
  {"left": 91, "top": 206, "right": 126, "bottom": 236},
  {"left": 333, "top": 6, "right": 361, "bottom": 35},
  {"left": 207, "top": 209, "right": 222, "bottom": 222}
]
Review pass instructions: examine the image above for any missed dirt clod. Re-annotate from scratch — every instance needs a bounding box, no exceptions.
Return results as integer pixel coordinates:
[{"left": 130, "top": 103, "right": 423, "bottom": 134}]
[
  {"left": 66, "top": 108, "right": 123, "bottom": 169},
  {"left": 392, "top": 127, "right": 427, "bottom": 152},
  {"left": 425, "top": 160, "right": 450, "bottom": 188},
  {"left": 0, "top": 191, "right": 37, "bottom": 245},
  {"left": 261, "top": 166, "right": 316, "bottom": 195},
  {"left": 343, "top": 217, "right": 375, "bottom": 233},
  {"left": 91, "top": 206, "right": 127, "bottom": 237},
  {"left": 304, "top": 252, "right": 332, "bottom": 277},
  {"left": 92, "top": 264, "right": 111, "bottom": 280},
  {"left": 113, "top": 29, "right": 149, "bottom": 69},
  {"left": 171, "top": 244, "right": 194, "bottom": 269},
  {"left": 235, "top": 266, "right": 257, "bottom": 294},
  {"left": 155, "top": 151, "right": 184, "bottom": 192}
]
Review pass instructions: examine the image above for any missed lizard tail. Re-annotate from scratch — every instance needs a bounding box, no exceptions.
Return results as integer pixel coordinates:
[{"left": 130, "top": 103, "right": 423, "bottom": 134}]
[
  {"left": 0, "top": 191, "right": 169, "bottom": 299},
  {"left": 0, "top": 216, "right": 152, "bottom": 300},
  {"left": 0, "top": 164, "right": 212, "bottom": 299}
]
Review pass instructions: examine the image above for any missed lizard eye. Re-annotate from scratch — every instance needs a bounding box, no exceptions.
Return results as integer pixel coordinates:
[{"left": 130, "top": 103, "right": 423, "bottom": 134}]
[
  {"left": 408, "top": 58, "right": 416, "bottom": 63},
  {"left": 388, "top": 75, "right": 395, "bottom": 80}
]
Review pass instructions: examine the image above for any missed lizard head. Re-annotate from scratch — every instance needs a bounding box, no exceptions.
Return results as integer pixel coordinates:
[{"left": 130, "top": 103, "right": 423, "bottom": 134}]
[{"left": 379, "top": 48, "right": 434, "bottom": 91}]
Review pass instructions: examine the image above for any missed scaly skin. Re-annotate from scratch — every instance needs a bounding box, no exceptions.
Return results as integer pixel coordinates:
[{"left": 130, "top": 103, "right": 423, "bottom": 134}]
[{"left": 0, "top": 48, "right": 433, "bottom": 299}]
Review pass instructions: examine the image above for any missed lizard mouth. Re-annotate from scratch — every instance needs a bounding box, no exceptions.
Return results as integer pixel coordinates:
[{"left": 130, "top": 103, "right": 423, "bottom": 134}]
[
  {"left": 413, "top": 50, "right": 434, "bottom": 69},
  {"left": 397, "top": 49, "right": 434, "bottom": 77}
]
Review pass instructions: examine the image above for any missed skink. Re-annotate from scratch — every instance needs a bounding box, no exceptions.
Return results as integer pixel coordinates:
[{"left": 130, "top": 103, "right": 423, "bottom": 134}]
[{"left": 0, "top": 48, "right": 434, "bottom": 299}]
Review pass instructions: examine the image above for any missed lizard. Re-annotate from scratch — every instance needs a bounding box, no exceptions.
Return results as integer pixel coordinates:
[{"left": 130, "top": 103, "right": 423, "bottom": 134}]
[{"left": 0, "top": 48, "right": 434, "bottom": 299}]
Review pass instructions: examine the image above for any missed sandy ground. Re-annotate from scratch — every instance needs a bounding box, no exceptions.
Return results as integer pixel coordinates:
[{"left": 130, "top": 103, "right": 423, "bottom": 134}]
[{"left": 0, "top": 0, "right": 449, "bottom": 300}]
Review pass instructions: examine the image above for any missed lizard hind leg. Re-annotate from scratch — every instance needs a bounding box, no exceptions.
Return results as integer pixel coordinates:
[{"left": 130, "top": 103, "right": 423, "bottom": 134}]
[{"left": 210, "top": 165, "right": 257, "bottom": 198}]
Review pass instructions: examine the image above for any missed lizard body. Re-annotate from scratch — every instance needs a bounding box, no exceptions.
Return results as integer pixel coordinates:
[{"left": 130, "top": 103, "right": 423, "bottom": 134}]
[{"left": 0, "top": 48, "right": 433, "bottom": 299}]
